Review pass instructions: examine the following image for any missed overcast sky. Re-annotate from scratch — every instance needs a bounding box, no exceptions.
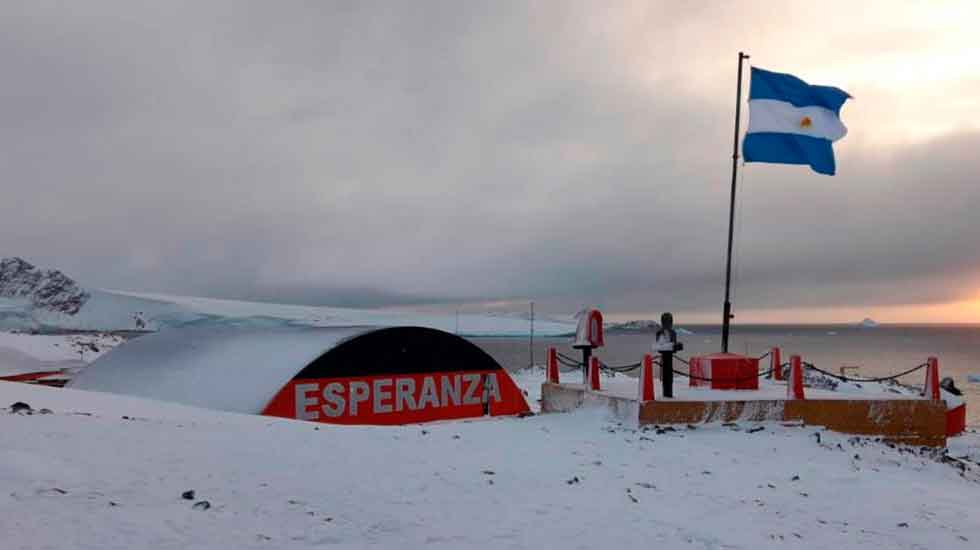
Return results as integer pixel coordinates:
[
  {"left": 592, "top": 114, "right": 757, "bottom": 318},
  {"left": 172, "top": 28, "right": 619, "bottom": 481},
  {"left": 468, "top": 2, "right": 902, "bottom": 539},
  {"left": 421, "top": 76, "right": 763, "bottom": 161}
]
[{"left": 2, "top": 1, "right": 979, "bottom": 323}]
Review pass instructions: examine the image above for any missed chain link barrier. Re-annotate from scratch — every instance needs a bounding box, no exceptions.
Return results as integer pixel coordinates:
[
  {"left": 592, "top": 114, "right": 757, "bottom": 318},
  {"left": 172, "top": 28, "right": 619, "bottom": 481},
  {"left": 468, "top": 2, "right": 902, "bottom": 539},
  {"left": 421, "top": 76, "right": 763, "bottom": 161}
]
[
  {"left": 554, "top": 352, "right": 644, "bottom": 374},
  {"left": 555, "top": 352, "right": 584, "bottom": 372},
  {"left": 553, "top": 349, "right": 930, "bottom": 388},
  {"left": 598, "top": 360, "right": 642, "bottom": 373},
  {"left": 802, "top": 361, "right": 929, "bottom": 383}
]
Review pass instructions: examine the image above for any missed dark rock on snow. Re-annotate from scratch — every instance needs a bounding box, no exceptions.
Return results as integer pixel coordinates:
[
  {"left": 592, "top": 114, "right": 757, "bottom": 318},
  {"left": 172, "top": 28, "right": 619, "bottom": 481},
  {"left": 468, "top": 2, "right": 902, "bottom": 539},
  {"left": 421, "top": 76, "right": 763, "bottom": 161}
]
[{"left": 0, "top": 257, "right": 89, "bottom": 315}]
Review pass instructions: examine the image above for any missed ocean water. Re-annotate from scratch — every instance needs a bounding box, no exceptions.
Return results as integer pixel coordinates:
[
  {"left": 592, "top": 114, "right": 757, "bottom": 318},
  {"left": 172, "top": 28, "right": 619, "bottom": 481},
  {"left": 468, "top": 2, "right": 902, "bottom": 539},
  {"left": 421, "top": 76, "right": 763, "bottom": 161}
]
[{"left": 471, "top": 324, "right": 980, "bottom": 428}]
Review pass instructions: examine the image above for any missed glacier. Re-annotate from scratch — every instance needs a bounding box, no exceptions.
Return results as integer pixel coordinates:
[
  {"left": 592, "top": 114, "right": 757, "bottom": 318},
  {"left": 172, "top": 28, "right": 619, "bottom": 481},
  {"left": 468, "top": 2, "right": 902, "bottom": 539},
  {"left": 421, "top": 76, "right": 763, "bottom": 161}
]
[{"left": 2, "top": 288, "right": 575, "bottom": 337}]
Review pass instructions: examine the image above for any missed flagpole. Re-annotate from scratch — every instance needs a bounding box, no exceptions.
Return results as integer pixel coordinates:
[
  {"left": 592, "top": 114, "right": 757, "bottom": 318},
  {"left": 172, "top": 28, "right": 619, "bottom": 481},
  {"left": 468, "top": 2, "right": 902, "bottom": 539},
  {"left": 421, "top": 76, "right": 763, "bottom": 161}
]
[{"left": 722, "top": 51, "right": 749, "bottom": 353}]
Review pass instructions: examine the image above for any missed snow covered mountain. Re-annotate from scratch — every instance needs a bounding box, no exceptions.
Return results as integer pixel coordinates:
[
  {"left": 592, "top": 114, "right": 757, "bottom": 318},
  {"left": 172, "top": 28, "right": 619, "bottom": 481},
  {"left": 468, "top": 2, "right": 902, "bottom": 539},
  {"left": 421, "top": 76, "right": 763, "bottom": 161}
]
[
  {"left": 0, "top": 257, "right": 89, "bottom": 315},
  {"left": 0, "top": 258, "right": 575, "bottom": 336}
]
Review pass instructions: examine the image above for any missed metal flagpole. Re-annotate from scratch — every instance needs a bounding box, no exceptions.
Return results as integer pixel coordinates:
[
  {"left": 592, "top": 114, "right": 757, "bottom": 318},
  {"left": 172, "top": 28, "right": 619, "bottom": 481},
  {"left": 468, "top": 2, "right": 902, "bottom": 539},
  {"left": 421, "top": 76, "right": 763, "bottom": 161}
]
[
  {"left": 722, "top": 51, "right": 749, "bottom": 353},
  {"left": 529, "top": 301, "right": 535, "bottom": 368}
]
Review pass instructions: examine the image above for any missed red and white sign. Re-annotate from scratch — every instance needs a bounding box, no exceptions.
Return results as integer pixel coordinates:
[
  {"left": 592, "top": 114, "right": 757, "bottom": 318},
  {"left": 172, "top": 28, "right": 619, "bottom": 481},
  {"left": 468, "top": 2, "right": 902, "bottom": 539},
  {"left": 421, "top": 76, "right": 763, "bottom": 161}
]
[{"left": 262, "top": 369, "right": 530, "bottom": 425}]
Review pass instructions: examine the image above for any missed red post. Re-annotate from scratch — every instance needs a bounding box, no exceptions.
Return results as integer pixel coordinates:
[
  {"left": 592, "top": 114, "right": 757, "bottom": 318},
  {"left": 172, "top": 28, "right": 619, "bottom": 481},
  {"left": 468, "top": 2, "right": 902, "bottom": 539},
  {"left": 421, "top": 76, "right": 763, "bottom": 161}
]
[
  {"left": 639, "top": 354, "right": 655, "bottom": 401},
  {"left": 924, "top": 357, "right": 940, "bottom": 401},
  {"left": 787, "top": 355, "right": 805, "bottom": 400},
  {"left": 546, "top": 347, "right": 559, "bottom": 384},
  {"left": 688, "top": 357, "right": 699, "bottom": 387},
  {"left": 589, "top": 356, "right": 601, "bottom": 391},
  {"left": 771, "top": 347, "right": 782, "bottom": 381}
]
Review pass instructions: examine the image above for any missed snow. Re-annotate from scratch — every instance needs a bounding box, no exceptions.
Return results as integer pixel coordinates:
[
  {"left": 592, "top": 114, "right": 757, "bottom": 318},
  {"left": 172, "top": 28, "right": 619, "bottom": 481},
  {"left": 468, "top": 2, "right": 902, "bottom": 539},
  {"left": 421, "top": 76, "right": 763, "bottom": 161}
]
[
  {"left": 0, "top": 332, "right": 123, "bottom": 377},
  {"left": 573, "top": 312, "right": 590, "bottom": 347},
  {"left": 944, "top": 390, "right": 966, "bottom": 410},
  {"left": 949, "top": 429, "right": 980, "bottom": 464},
  {"left": 1, "top": 373, "right": 978, "bottom": 550},
  {"left": 14, "top": 289, "right": 575, "bottom": 336},
  {"left": 0, "top": 347, "right": 81, "bottom": 378},
  {"left": 68, "top": 326, "right": 371, "bottom": 414},
  {"left": 2, "top": 257, "right": 571, "bottom": 336}
]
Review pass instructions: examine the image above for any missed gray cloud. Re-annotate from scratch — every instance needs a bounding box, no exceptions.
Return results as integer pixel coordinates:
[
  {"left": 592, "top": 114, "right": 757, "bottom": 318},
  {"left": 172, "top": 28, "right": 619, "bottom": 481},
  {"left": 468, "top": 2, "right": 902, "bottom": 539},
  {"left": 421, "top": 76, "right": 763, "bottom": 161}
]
[{"left": 2, "top": 1, "right": 979, "bottom": 320}]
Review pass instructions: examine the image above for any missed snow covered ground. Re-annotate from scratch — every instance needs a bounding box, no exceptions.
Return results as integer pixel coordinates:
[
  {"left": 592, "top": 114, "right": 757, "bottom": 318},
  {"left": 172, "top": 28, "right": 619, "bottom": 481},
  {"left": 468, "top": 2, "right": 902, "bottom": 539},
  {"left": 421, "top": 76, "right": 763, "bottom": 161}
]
[
  {"left": 0, "top": 332, "right": 124, "bottom": 377},
  {"left": 2, "top": 369, "right": 978, "bottom": 550}
]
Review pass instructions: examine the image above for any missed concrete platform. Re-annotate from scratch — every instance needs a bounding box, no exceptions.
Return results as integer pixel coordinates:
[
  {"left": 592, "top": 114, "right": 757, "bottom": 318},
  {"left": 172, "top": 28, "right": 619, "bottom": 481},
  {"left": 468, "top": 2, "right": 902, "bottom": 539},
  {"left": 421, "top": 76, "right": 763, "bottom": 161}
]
[{"left": 541, "top": 379, "right": 948, "bottom": 447}]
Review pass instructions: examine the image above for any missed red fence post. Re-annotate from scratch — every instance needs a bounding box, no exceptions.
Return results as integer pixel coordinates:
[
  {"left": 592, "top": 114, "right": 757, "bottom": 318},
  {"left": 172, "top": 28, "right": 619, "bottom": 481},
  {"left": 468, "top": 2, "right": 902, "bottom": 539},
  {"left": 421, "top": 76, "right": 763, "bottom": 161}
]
[
  {"left": 771, "top": 347, "right": 782, "bottom": 381},
  {"left": 589, "top": 356, "right": 601, "bottom": 391},
  {"left": 787, "top": 355, "right": 805, "bottom": 400},
  {"left": 925, "top": 357, "right": 940, "bottom": 401},
  {"left": 546, "top": 347, "right": 559, "bottom": 384},
  {"left": 640, "top": 354, "right": 655, "bottom": 401}
]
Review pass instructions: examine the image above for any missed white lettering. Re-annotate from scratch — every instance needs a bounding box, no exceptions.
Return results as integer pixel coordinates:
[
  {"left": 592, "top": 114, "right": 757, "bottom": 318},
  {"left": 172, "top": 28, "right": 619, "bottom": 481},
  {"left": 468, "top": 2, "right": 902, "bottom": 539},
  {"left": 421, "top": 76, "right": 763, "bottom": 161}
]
[
  {"left": 349, "top": 381, "right": 370, "bottom": 415},
  {"left": 485, "top": 373, "right": 501, "bottom": 402},
  {"left": 418, "top": 376, "right": 440, "bottom": 409},
  {"left": 291, "top": 372, "right": 507, "bottom": 420},
  {"left": 373, "top": 378, "right": 393, "bottom": 413},
  {"left": 295, "top": 383, "right": 320, "bottom": 420},
  {"left": 440, "top": 374, "right": 461, "bottom": 406},
  {"left": 321, "top": 382, "right": 345, "bottom": 418},
  {"left": 396, "top": 378, "right": 416, "bottom": 411},
  {"left": 462, "top": 373, "right": 481, "bottom": 405}
]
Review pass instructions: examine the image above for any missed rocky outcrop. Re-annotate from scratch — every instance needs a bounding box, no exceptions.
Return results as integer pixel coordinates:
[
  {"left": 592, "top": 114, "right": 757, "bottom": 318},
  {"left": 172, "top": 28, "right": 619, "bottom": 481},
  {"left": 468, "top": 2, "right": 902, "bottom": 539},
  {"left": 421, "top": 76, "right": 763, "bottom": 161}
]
[{"left": 0, "top": 257, "right": 89, "bottom": 315}]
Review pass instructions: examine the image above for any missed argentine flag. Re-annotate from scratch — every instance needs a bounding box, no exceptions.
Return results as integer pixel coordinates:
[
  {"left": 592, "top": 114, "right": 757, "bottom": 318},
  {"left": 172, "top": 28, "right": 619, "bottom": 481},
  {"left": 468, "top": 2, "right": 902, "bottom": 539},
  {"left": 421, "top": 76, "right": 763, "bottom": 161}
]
[{"left": 743, "top": 67, "right": 850, "bottom": 175}]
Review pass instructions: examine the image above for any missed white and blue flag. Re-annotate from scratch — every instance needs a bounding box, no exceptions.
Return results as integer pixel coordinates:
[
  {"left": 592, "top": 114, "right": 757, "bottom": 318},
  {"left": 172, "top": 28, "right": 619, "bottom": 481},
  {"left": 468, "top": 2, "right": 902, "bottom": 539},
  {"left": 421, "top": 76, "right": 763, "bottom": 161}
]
[{"left": 743, "top": 67, "right": 850, "bottom": 175}]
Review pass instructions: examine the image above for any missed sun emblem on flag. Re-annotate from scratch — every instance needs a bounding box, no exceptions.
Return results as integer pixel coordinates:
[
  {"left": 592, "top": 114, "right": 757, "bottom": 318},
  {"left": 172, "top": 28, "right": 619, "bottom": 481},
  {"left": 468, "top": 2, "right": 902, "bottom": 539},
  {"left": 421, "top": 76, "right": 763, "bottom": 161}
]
[{"left": 800, "top": 116, "right": 813, "bottom": 128}]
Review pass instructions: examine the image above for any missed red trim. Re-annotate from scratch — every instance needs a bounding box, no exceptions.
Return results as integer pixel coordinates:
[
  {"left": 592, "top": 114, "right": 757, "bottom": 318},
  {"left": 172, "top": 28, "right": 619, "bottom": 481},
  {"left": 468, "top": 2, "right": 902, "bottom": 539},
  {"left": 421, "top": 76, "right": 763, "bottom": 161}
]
[
  {"left": 587, "top": 310, "right": 604, "bottom": 347},
  {"left": 640, "top": 354, "right": 654, "bottom": 401},
  {"left": 588, "top": 356, "right": 601, "bottom": 391},
  {"left": 925, "top": 357, "right": 941, "bottom": 401},
  {"left": 788, "top": 355, "right": 805, "bottom": 400},
  {"left": 546, "top": 347, "right": 559, "bottom": 383},
  {"left": 0, "top": 370, "right": 65, "bottom": 382},
  {"left": 771, "top": 347, "right": 782, "bottom": 381}
]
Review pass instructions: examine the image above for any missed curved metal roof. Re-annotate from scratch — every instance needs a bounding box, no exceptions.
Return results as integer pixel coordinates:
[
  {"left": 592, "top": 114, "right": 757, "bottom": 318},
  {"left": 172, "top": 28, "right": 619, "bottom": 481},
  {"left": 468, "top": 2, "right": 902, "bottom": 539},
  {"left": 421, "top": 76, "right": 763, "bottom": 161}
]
[{"left": 68, "top": 326, "right": 374, "bottom": 413}]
